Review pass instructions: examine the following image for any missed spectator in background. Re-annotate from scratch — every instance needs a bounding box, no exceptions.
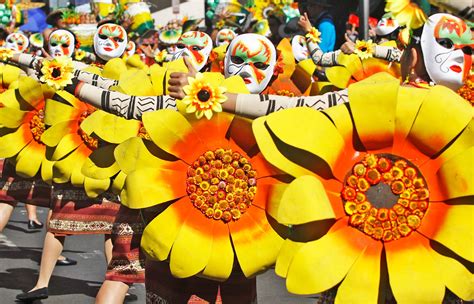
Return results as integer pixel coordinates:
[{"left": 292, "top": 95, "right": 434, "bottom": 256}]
[{"left": 298, "top": 0, "right": 336, "bottom": 52}]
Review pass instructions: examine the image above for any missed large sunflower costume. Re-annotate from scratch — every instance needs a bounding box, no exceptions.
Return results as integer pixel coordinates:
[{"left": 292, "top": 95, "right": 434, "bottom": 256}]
[{"left": 252, "top": 73, "right": 473, "bottom": 302}]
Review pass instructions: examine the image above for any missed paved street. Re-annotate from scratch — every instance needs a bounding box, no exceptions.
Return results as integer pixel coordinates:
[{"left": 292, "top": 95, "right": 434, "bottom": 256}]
[{"left": 0, "top": 204, "right": 316, "bottom": 303}]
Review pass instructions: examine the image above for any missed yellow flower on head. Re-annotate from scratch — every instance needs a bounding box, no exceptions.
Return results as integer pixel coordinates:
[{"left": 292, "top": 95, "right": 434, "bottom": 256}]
[
  {"left": 154, "top": 49, "right": 168, "bottom": 64},
  {"left": 74, "top": 49, "right": 86, "bottom": 61},
  {"left": 40, "top": 56, "right": 74, "bottom": 90},
  {"left": 215, "top": 19, "right": 225, "bottom": 29},
  {"left": 0, "top": 47, "right": 13, "bottom": 62},
  {"left": 305, "top": 27, "right": 321, "bottom": 44},
  {"left": 182, "top": 72, "right": 227, "bottom": 120},
  {"left": 354, "top": 39, "right": 376, "bottom": 60}
]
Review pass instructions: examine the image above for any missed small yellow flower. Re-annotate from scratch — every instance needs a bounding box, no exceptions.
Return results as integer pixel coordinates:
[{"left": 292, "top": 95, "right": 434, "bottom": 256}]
[
  {"left": 0, "top": 47, "right": 13, "bottom": 62},
  {"left": 215, "top": 20, "right": 225, "bottom": 29},
  {"left": 354, "top": 39, "right": 376, "bottom": 60},
  {"left": 40, "top": 56, "right": 74, "bottom": 90},
  {"left": 182, "top": 72, "right": 227, "bottom": 120},
  {"left": 154, "top": 49, "right": 168, "bottom": 64},
  {"left": 305, "top": 27, "right": 321, "bottom": 44},
  {"left": 75, "top": 49, "right": 86, "bottom": 61}
]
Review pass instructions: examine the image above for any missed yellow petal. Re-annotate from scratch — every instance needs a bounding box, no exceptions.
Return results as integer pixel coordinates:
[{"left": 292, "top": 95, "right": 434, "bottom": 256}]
[
  {"left": 41, "top": 157, "right": 54, "bottom": 184},
  {"left": 41, "top": 120, "right": 74, "bottom": 146},
  {"left": 201, "top": 72, "right": 224, "bottom": 88},
  {"left": 385, "top": 233, "right": 445, "bottom": 303},
  {"left": 430, "top": 249, "right": 474, "bottom": 301},
  {"left": 1, "top": 64, "right": 22, "bottom": 87},
  {"left": 286, "top": 220, "right": 369, "bottom": 294},
  {"left": 418, "top": 203, "right": 473, "bottom": 262},
  {"left": 118, "top": 69, "right": 154, "bottom": 96},
  {"left": 122, "top": 167, "right": 186, "bottom": 209},
  {"left": 291, "top": 59, "right": 316, "bottom": 93},
  {"left": 44, "top": 98, "right": 76, "bottom": 125},
  {"left": 81, "top": 144, "right": 120, "bottom": 179},
  {"left": 102, "top": 58, "right": 127, "bottom": 80},
  {"left": 348, "top": 72, "right": 399, "bottom": 150},
  {"left": 141, "top": 197, "right": 189, "bottom": 261},
  {"left": 252, "top": 116, "right": 314, "bottom": 178},
  {"left": 229, "top": 207, "right": 284, "bottom": 277},
  {"left": 86, "top": 112, "right": 140, "bottom": 144},
  {"left": 149, "top": 64, "right": 167, "bottom": 95},
  {"left": 17, "top": 76, "right": 43, "bottom": 108},
  {"left": 407, "top": 86, "right": 471, "bottom": 157},
  {"left": 437, "top": 147, "right": 474, "bottom": 200},
  {"left": 264, "top": 107, "right": 345, "bottom": 172},
  {"left": 111, "top": 170, "right": 127, "bottom": 194},
  {"left": 323, "top": 101, "right": 353, "bottom": 145},
  {"left": 0, "top": 88, "right": 21, "bottom": 108},
  {"left": 275, "top": 239, "right": 305, "bottom": 278},
  {"left": 435, "top": 119, "right": 473, "bottom": 165},
  {"left": 77, "top": 110, "right": 106, "bottom": 136},
  {"left": 326, "top": 66, "right": 352, "bottom": 89},
  {"left": 52, "top": 133, "right": 82, "bottom": 161},
  {"left": 221, "top": 75, "right": 249, "bottom": 94},
  {"left": 15, "top": 141, "right": 44, "bottom": 178},
  {"left": 0, "top": 124, "right": 30, "bottom": 158},
  {"left": 84, "top": 176, "right": 110, "bottom": 198},
  {"left": 201, "top": 222, "right": 234, "bottom": 281},
  {"left": 170, "top": 206, "right": 214, "bottom": 278},
  {"left": 267, "top": 175, "right": 336, "bottom": 225},
  {"left": 52, "top": 145, "right": 86, "bottom": 183},
  {"left": 338, "top": 53, "right": 364, "bottom": 80},
  {"left": 0, "top": 106, "right": 26, "bottom": 128},
  {"left": 335, "top": 241, "right": 383, "bottom": 304}
]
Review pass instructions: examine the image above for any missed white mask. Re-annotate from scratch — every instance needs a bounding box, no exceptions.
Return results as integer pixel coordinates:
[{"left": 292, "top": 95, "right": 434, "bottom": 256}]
[
  {"left": 126, "top": 41, "right": 136, "bottom": 57},
  {"left": 5, "top": 33, "right": 29, "bottom": 52},
  {"left": 48, "top": 29, "right": 75, "bottom": 57},
  {"left": 224, "top": 33, "right": 276, "bottom": 94},
  {"left": 94, "top": 23, "right": 128, "bottom": 61},
  {"left": 291, "top": 35, "right": 309, "bottom": 62},
  {"left": 216, "top": 29, "right": 237, "bottom": 47},
  {"left": 29, "top": 33, "right": 44, "bottom": 49},
  {"left": 421, "top": 13, "right": 473, "bottom": 91},
  {"left": 375, "top": 14, "right": 399, "bottom": 37},
  {"left": 172, "top": 31, "right": 212, "bottom": 71}
]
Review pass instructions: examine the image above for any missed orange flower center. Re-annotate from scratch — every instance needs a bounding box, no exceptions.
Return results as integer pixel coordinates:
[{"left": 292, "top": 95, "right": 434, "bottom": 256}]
[
  {"left": 30, "top": 109, "right": 45, "bottom": 143},
  {"left": 341, "top": 154, "right": 429, "bottom": 242},
  {"left": 78, "top": 110, "right": 98, "bottom": 150},
  {"left": 186, "top": 148, "right": 257, "bottom": 222}
]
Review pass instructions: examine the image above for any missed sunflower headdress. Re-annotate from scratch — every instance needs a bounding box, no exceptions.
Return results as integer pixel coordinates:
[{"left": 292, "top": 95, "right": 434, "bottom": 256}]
[{"left": 253, "top": 73, "right": 473, "bottom": 302}]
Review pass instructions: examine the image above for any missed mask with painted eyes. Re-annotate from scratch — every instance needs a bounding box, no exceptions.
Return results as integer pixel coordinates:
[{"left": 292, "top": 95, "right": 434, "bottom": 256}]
[
  {"left": 375, "top": 13, "right": 399, "bottom": 37},
  {"left": 291, "top": 35, "right": 309, "bottom": 62},
  {"left": 94, "top": 23, "right": 128, "bottom": 61},
  {"left": 421, "top": 13, "right": 473, "bottom": 91},
  {"left": 126, "top": 41, "right": 136, "bottom": 57},
  {"left": 216, "top": 29, "right": 236, "bottom": 47},
  {"left": 224, "top": 33, "right": 276, "bottom": 94},
  {"left": 5, "top": 33, "right": 29, "bottom": 52},
  {"left": 48, "top": 29, "right": 75, "bottom": 57},
  {"left": 172, "top": 31, "right": 212, "bottom": 71}
]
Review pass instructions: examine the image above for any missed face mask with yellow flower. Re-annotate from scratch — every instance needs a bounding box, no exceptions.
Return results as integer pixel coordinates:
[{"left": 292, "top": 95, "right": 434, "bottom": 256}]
[{"left": 253, "top": 72, "right": 472, "bottom": 303}]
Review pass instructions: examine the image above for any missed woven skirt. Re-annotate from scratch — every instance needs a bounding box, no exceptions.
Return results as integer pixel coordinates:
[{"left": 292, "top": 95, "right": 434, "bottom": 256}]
[
  {"left": 48, "top": 183, "right": 120, "bottom": 236},
  {"left": 0, "top": 158, "right": 51, "bottom": 207},
  {"left": 105, "top": 205, "right": 145, "bottom": 284}
]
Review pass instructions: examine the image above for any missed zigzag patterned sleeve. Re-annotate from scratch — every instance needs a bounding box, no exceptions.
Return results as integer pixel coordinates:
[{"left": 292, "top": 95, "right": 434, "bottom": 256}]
[
  {"left": 234, "top": 89, "right": 348, "bottom": 118},
  {"left": 73, "top": 70, "right": 119, "bottom": 90},
  {"left": 374, "top": 45, "right": 402, "bottom": 62},
  {"left": 76, "top": 83, "right": 178, "bottom": 120},
  {"left": 306, "top": 40, "right": 340, "bottom": 66}
]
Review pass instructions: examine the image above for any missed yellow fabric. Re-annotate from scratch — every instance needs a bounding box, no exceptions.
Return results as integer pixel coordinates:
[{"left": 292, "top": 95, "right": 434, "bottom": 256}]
[
  {"left": 0, "top": 106, "right": 25, "bottom": 128},
  {"left": 275, "top": 239, "right": 304, "bottom": 278},
  {"left": 286, "top": 224, "right": 367, "bottom": 294},
  {"left": 408, "top": 86, "right": 471, "bottom": 157},
  {"left": 348, "top": 72, "right": 399, "bottom": 150},
  {"left": 252, "top": 116, "right": 315, "bottom": 178},
  {"left": 15, "top": 142, "right": 43, "bottom": 178},
  {"left": 81, "top": 144, "right": 120, "bottom": 179},
  {"left": 326, "top": 66, "right": 351, "bottom": 89},
  {"left": 141, "top": 198, "right": 188, "bottom": 261},
  {"left": 437, "top": 147, "right": 474, "bottom": 200},
  {"left": 430, "top": 249, "right": 474, "bottom": 301},
  {"left": 335, "top": 242, "right": 383, "bottom": 304},
  {"left": 102, "top": 58, "right": 127, "bottom": 80},
  {"left": 265, "top": 107, "right": 345, "bottom": 171},
  {"left": 268, "top": 175, "right": 335, "bottom": 225},
  {"left": 0, "top": 124, "right": 29, "bottom": 158},
  {"left": 384, "top": 233, "right": 445, "bottom": 303}
]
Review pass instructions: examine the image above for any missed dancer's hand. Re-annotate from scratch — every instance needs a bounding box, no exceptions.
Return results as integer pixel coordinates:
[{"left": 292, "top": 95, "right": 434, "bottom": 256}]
[
  {"left": 168, "top": 56, "right": 197, "bottom": 99},
  {"left": 341, "top": 34, "right": 356, "bottom": 54},
  {"left": 298, "top": 13, "right": 313, "bottom": 33}
]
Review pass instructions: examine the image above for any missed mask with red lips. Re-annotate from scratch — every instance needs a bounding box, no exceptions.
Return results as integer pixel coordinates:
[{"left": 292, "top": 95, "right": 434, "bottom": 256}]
[
  {"left": 48, "top": 29, "right": 75, "bottom": 57},
  {"left": 291, "top": 35, "right": 309, "bottom": 62},
  {"left": 224, "top": 33, "right": 276, "bottom": 94},
  {"left": 421, "top": 13, "right": 473, "bottom": 91},
  {"left": 172, "top": 31, "right": 212, "bottom": 71},
  {"left": 5, "top": 33, "right": 29, "bottom": 52},
  {"left": 94, "top": 24, "right": 128, "bottom": 61}
]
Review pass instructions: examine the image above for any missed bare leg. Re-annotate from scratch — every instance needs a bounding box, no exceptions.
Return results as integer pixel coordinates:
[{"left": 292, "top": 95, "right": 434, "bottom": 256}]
[
  {"left": 29, "top": 232, "right": 65, "bottom": 291},
  {"left": 95, "top": 280, "right": 129, "bottom": 304},
  {"left": 0, "top": 202, "right": 15, "bottom": 232},
  {"left": 104, "top": 235, "right": 113, "bottom": 265},
  {"left": 25, "top": 204, "right": 42, "bottom": 224}
]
